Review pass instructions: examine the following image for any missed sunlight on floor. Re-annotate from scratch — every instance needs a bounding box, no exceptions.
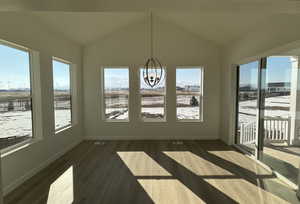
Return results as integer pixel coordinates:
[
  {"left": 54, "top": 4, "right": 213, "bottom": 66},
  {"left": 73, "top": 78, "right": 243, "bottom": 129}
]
[
  {"left": 164, "top": 151, "right": 291, "bottom": 204},
  {"left": 163, "top": 151, "right": 233, "bottom": 176},
  {"left": 138, "top": 179, "right": 205, "bottom": 204},
  {"left": 117, "top": 151, "right": 171, "bottom": 176},
  {"left": 204, "top": 178, "right": 289, "bottom": 204},
  {"left": 208, "top": 150, "right": 270, "bottom": 175},
  {"left": 47, "top": 166, "right": 74, "bottom": 204},
  {"left": 264, "top": 147, "right": 299, "bottom": 169}
]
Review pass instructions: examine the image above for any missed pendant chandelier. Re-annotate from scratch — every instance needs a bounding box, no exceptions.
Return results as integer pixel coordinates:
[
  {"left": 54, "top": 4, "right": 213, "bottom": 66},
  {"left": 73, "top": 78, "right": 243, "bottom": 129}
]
[{"left": 143, "top": 12, "right": 164, "bottom": 88}]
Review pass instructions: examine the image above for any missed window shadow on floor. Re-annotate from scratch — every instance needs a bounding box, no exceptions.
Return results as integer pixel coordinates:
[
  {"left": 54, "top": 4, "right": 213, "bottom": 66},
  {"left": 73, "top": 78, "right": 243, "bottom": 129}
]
[{"left": 4, "top": 140, "right": 299, "bottom": 204}]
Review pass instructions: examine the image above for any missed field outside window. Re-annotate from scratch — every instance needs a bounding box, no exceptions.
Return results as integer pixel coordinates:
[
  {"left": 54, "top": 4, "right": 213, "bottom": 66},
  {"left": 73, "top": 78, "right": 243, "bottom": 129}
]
[
  {"left": 0, "top": 43, "right": 33, "bottom": 150},
  {"left": 140, "top": 68, "right": 166, "bottom": 121},
  {"left": 176, "top": 68, "right": 203, "bottom": 121},
  {"left": 53, "top": 59, "right": 72, "bottom": 131},
  {"left": 103, "top": 68, "right": 129, "bottom": 121}
]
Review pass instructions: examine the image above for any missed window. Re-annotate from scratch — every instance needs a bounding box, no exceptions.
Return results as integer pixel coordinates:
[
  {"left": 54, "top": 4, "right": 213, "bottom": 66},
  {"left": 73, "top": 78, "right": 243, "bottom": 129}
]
[
  {"left": 176, "top": 68, "right": 203, "bottom": 120},
  {"left": 52, "top": 58, "right": 72, "bottom": 131},
  {"left": 103, "top": 68, "right": 129, "bottom": 121},
  {"left": 0, "top": 42, "right": 33, "bottom": 150},
  {"left": 236, "top": 61, "right": 259, "bottom": 155},
  {"left": 140, "top": 68, "right": 166, "bottom": 121}
]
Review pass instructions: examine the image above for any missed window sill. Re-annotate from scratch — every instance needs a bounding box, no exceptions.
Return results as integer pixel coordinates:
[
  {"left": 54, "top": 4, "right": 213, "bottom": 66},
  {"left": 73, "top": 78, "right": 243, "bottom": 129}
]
[
  {"left": 104, "top": 119, "right": 129, "bottom": 123},
  {"left": 141, "top": 119, "right": 167, "bottom": 123},
  {"left": 55, "top": 125, "right": 72, "bottom": 135},
  {"left": 177, "top": 119, "right": 203, "bottom": 123},
  {"left": 1, "top": 137, "right": 42, "bottom": 158}
]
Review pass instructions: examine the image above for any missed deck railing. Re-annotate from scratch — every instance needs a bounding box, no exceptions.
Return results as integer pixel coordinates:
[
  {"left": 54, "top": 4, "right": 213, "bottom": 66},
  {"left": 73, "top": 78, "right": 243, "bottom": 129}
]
[
  {"left": 239, "top": 117, "right": 291, "bottom": 145},
  {"left": 240, "top": 122, "right": 257, "bottom": 144}
]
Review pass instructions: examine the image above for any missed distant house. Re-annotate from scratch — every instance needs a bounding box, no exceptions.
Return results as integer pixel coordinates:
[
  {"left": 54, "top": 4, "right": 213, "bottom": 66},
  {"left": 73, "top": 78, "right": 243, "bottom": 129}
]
[
  {"left": 176, "top": 86, "right": 185, "bottom": 91},
  {"left": 239, "top": 85, "right": 255, "bottom": 92},
  {"left": 267, "top": 82, "right": 290, "bottom": 93},
  {"left": 184, "top": 85, "right": 200, "bottom": 92}
]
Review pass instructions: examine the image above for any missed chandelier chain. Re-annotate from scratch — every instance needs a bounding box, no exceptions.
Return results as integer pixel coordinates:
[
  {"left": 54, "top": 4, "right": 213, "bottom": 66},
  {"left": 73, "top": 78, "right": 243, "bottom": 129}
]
[{"left": 150, "top": 11, "right": 153, "bottom": 59}]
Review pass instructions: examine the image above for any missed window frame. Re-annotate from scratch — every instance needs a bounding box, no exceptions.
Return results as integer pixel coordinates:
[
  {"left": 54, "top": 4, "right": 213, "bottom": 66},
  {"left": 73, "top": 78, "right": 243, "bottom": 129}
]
[
  {"left": 175, "top": 66, "right": 204, "bottom": 122},
  {"left": 139, "top": 66, "right": 167, "bottom": 122},
  {"left": 101, "top": 66, "right": 130, "bottom": 122},
  {"left": 0, "top": 40, "right": 43, "bottom": 155},
  {"left": 52, "top": 57, "right": 73, "bottom": 133}
]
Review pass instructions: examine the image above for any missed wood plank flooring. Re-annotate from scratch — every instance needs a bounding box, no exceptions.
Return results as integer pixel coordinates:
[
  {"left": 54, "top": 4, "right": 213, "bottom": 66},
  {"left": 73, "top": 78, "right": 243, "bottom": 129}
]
[{"left": 4, "top": 140, "right": 299, "bottom": 204}]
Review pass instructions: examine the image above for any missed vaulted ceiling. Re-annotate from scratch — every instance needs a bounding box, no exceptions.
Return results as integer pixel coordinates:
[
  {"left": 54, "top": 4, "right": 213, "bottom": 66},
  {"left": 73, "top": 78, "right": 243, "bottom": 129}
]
[
  {"left": 32, "top": 12, "right": 144, "bottom": 45},
  {"left": 4, "top": 0, "right": 295, "bottom": 47},
  {"left": 31, "top": 11, "right": 279, "bottom": 46}
]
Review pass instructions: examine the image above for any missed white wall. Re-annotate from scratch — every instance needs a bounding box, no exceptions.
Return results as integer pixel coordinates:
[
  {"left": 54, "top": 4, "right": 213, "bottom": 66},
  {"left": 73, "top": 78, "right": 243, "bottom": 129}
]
[
  {"left": 0, "top": 12, "right": 84, "bottom": 194},
  {"left": 220, "top": 15, "right": 300, "bottom": 144},
  {"left": 83, "top": 18, "right": 222, "bottom": 140}
]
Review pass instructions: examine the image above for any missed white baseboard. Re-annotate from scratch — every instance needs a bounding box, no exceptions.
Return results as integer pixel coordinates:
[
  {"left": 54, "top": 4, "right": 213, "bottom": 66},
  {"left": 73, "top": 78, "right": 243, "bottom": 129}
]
[
  {"left": 85, "top": 135, "right": 219, "bottom": 140},
  {"left": 3, "top": 139, "right": 82, "bottom": 196}
]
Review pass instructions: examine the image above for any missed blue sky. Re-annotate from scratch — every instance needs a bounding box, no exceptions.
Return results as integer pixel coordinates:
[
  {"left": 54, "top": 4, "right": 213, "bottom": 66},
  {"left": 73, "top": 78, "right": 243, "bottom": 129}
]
[
  {"left": 104, "top": 68, "right": 201, "bottom": 89},
  {"left": 0, "top": 44, "right": 70, "bottom": 90},
  {"left": 0, "top": 44, "right": 31, "bottom": 89},
  {"left": 104, "top": 68, "right": 129, "bottom": 89},
  {"left": 0, "top": 43, "right": 294, "bottom": 90},
  {"left": 52, "top": 60, "right": 70, "bottom": 90},
  {"left": 176, "top": 68, "right": 201, "bottom": 87},
  {"left": 240, "top": 56, "right": 292, "bottom": 87}
]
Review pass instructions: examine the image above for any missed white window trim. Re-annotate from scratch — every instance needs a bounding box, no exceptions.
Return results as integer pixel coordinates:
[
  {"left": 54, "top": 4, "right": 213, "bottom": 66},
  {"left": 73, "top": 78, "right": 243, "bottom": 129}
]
[
  {"left": 175, "top": 66, "right": 204, "bottom": 122},
  {"left": 52, "top": 57, "right": 73, "bottom": 134},
  {"left": 0, "top": 40, "right": 43, "bottom": 155},
  {"left": 101, "top": 66, "right": 130, "bottom": 122},
  {"left": 139, "top": 66, "right": 167, "bottom": 122}
]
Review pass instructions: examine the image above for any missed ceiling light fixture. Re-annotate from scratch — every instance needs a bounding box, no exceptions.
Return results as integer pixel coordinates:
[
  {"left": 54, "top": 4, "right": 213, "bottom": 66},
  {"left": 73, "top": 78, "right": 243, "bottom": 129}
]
[{"left": 143, "top": 12, "right": 164, "bottom": 88}]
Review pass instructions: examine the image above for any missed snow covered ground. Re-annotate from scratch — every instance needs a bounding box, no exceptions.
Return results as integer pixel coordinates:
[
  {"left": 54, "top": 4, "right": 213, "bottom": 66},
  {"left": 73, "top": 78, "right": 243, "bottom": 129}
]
[
  {"left": 105, "top": 95, "right": 201, "bottom": 120},
  {"left": 0, "top": 109, "right": 71, "bottom": 138},
  {"left": 106, "top": 107, "right": 200, "bottom": 120},
  {"left": 0, "top": 95, "right": 289, "bottom": 137},
  {"left": 54, "top": 109, "right": 71, "bottom": 130},
  {"left": 238, "top": 95, "right": 290, "bottom": 124},
  {"left": 177, "top": 107, "right": 200, "bottom": 119},
  {"left": 0, "top": 111, "right": 32, "bottom": 138}
]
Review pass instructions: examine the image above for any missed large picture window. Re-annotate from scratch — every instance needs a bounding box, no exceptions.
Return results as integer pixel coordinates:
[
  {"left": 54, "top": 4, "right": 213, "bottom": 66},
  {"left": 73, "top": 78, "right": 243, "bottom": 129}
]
[
  {"left": 0, "top": 42, "right": 33, "bottom": 150},
  {"left": 176, "top": 68, "right": 203, "bottom": 120},
  {"left": 140, "top": 68, "right": 166, "bottom": 121},
  {"left": 52, "top": 58, "right": 72, "bottom": 131},
  {"left": 103, "top": 68, "right": 129, "bottom": 121}
]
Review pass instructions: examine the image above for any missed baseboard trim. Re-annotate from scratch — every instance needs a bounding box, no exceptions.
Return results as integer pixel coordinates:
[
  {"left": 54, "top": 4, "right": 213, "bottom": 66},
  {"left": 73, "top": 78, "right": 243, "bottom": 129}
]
[
  {"left": 3, "top": 139, "right": 81, "bottom": 196},
  {"left": 85, "top": 135, "right": 220, "bottom": 140}
]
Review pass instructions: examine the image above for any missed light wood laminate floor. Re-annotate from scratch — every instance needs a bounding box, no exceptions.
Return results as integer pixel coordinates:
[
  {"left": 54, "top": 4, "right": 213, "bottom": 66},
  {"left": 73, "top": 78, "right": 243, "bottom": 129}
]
[{"left": 4, "top": 140, "right": 299, "bottom": 204}]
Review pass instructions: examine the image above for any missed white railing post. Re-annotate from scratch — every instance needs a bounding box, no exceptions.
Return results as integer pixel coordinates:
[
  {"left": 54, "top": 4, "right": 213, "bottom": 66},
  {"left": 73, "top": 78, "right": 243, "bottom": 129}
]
[
  {"left": 297, "top": 162, "right": 300, "bottom": 199},
  {"left": 287, "top": 117, "right": 291, "bottom": 145},
  {"left": 290, "top": 56, "right": 300, "bottom": 146},
  {"left": 240, "top": 123, "right": 244, "bottom": 144}
]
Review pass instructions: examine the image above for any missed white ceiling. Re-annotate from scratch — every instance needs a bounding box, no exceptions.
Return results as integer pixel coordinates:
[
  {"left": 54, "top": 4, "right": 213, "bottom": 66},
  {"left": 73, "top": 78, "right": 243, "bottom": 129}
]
[
  {"left": 32, "top": 12, "right": 145, "bottom": 45},
  {"left": 31, "top": 12, "right": 277, "bottom": 46},
  {"left": 157, "top": 12, "right": 271, "bottom": 45}
]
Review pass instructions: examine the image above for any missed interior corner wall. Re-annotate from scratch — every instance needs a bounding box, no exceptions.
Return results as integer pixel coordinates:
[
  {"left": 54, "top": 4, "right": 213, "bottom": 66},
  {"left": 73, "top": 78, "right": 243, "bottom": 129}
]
[
  {"left": 0, "top": 12, "right": 84, "bottom": 194},
  {"left": 220, "top": 15, "right": 300, "bottom": 145},
  {"left": 83, "top": 18, "right": 222, "bottom": 140}
]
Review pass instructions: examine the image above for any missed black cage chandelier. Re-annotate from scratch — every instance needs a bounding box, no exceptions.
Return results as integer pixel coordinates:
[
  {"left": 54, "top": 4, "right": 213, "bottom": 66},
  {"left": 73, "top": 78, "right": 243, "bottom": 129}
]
[{"left": 143, "top": 12, "right": 164, "bottom": 88}]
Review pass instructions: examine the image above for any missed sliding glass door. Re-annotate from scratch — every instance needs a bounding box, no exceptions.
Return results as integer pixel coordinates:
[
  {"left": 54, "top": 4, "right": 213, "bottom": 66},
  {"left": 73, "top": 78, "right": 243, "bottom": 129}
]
[
  {"left": 236, "top": 56, "right": 299, "bottom": 186},
  {"left": 236, "top": 61, "right": 260, "bottom": 155},
  {"left": 260, "top": 56, "right": 298, "bottom": 185}
]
